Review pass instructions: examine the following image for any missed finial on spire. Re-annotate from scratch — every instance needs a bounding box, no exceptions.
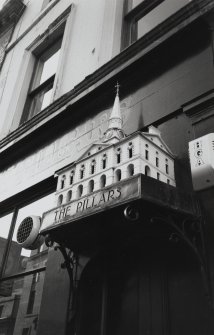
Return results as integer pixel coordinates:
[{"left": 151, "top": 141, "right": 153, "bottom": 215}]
[
  {"left": 102, "top": 82, "right": 126, "bottom": 143},
  {"left": 115, "top": 82, "right": 120, "bottom": 96}
]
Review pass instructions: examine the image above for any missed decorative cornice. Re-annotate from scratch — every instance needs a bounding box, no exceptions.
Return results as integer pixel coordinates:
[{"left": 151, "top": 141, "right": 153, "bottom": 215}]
[
  {"left": 0, "top": 0, "right": 213, "bottom": 156},
  {"left": 182, "top": 89, "right": 214, "bottom": 124}
]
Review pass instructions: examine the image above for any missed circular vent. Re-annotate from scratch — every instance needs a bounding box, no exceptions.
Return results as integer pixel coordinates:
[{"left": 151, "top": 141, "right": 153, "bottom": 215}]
[
  {"left": 17, "top": 217, "right": 33, "bottom": 244},
  {"left": 16, "top": 215, "right": 43, "bottom": 250}
]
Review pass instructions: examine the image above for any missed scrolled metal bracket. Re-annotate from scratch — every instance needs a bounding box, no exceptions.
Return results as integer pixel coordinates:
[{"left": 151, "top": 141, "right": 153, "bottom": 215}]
[
  {"left": 45, "top": 234, "right": 78, "bottom": 285},
  {"left": 150, "top": 215, "right": 212, "bottom": 304}
]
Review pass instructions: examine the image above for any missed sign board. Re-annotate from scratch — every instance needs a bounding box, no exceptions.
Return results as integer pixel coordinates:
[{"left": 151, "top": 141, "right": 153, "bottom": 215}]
[{"left": 40, "top": 177, "right": 140, "bottom": 233}]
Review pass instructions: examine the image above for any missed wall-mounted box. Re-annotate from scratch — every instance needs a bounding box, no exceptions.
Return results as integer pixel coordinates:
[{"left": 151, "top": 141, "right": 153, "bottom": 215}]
[{"left": 189, "top": 133, "right": 214, "bottom": 191}]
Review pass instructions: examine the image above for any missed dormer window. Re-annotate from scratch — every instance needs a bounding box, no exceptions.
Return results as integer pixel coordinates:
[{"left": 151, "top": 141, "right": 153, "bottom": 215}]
[
  {"left": 80, "top": 165, "right": 85, "bottom": 179},
  {"left": 128, "top": 142, "right": 133, "bottom": 158},
  {"left": 60, "top": 175, "right": 66, "bottom": 189},
  {"left": 102, "top": 154, "right": 107, "bottom": 169},
  {"left": 90, "top": 160, "right": 96, "bottom": 174},
  {"left": 116, "top": 148, "right": 121, "bottom": 164}
]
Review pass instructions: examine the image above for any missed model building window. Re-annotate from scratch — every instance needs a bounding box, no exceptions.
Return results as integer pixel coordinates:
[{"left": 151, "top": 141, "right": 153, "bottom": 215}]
[
  {"left": 77, "top": 185, "right": 83, "bottom": 198},
  {"left": 88, "top": 180, "right": 94, "bottom": 194},
  {"left": 156, "top": 157, "right": 159, "bottom": 167},
  {"left": 60, "top": 175, "right": 66, "bottom": 189},
  {"left": 58, "top": 194, "right": 63, "bottom": 206},
  {"left": 70, "top": 170, "right": 75, "bottom": 185},
  {"left": 115, "top": 169, "right": 122, "bottom": 182},
  {"left": 21, "top": 39, "right": 62, "bottom": 123},
  {"left": 145, "top": 165, "right": 151, "bottom": 177},
  {"left": 165, "top": 163, "right": 169, "bottom": 174},
  {"left": 90, "top": 160, "right": 96, "bottom": 175},
  {"left": 116, "top": 148, "right": 121, "bottom": 164},
  {"left": 127, "top": 163, "right": 134, "bottom": 177},
  {"left": 123, "top": 0, "right": 191, "bottom": 47},
  {"left": 80, "top": 165, "right": 85, "bottom": 179},
  {"left": 128, "top": 142, "right": 133, "bottom": 158},
  {"left": 66, "top": 190, "right": 72, "bottom": 202},
  {"left": 100, "top": 175, "right": 106, "bottom": 188},
  {"left": 102, "top": 154, "right": 107, "bottom": 169}
]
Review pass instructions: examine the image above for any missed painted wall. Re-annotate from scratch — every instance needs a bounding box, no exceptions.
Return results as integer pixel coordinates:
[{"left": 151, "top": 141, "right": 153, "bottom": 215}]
[{"left": 0, "top": 0, "right": 123, "bottom": 138}]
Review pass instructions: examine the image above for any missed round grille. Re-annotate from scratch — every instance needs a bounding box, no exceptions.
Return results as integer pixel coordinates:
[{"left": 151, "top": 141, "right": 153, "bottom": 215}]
[{"left": 17, "top": 217, "right": 33, "bottom": 244}]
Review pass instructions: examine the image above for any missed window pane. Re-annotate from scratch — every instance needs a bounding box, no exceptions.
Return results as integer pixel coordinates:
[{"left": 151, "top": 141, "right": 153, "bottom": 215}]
[
  {"left": 137, "top": 0, "right": 191, "bottom": 39},
  {"left": 4, "top": 193, "right": 55, "bottom": 277},
  {"left": 41, "top": 87, "right": 53, "bottom": 110},
  {"left": 0, "top": 213, "right": 13, "bottom": 274},
  {"left": 0, "top": 271, "right": 45, "bottom": 334},
  {"left": 40, "top": 49, "right": 60, "bottom": 85}
]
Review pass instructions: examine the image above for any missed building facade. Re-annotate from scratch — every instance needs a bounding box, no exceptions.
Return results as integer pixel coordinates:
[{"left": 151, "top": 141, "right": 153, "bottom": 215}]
[{"left": 1, "top": 0, "right": 214, "bottom": 334}]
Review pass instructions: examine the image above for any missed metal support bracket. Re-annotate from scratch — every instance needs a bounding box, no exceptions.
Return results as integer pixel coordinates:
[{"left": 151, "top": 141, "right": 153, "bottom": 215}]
[
  {"left": 45, "top": 234, "right": 79, "bottom": 326},
  {"left": 150, "top": 214, "right": 212, "bottom": 305}
]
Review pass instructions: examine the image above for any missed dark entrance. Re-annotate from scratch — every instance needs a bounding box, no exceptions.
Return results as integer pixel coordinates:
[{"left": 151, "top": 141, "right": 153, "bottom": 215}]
[{"left": 75, "top": 239, "right": 214, "bottom": 335}]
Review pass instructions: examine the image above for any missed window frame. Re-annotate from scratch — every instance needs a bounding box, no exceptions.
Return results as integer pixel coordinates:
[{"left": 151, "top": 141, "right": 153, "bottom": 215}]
[
  {"left": 122, "top": 0, "right": 166, "bottom": 47},
  {"left": 16, "top": 7, "right": 71, "bottom": 126},
  {"left": 20, "top": 35, "right": 63, "bottom": 124}
]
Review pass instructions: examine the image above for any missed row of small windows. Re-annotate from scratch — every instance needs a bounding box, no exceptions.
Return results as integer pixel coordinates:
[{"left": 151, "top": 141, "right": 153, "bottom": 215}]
[
  {"left": 57, "top": 164, "right": 172, "bottom": 205},
  {"left": 59, "top": 146, "right": 170, "bottom": 189},
  {"left": 59, "top": 145, "right": 135, "bottom": 189},
  {"left": 145, "top": 148, "right": 169, "bottom": 174},
  {"left": 57, "top": 174, "right": 107, "bottom": 205},
  {"left": 57, "top": 164, "right": 135, "bottom": 205}
]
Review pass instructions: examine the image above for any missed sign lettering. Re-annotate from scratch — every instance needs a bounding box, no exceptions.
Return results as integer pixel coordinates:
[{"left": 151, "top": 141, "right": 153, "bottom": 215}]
[{"left": 40, "top": 178, "right": 139, "bottom": 233}]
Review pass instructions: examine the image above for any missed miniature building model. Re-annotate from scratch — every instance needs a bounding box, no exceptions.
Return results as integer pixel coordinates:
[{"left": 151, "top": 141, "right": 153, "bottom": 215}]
[{"left": 55, "top": 88, "right": 175, "bottom": 207}]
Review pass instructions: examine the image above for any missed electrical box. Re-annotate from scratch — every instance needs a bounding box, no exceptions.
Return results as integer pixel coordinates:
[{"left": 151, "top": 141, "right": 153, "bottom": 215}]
[{"left": 189, "top": 133, "right": 214, "bottom": 191}]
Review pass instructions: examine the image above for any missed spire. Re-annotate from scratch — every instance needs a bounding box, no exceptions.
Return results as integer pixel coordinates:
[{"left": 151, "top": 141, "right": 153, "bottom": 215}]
[{"left": 103, "top": 82, "right": 126, "bottom": 143}]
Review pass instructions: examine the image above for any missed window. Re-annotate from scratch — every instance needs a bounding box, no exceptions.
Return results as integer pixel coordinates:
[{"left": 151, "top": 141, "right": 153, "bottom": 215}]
[
  {"left": 0, "top": 192, "right": 54, "bottom": 334},
  {"left": 127, "top": 164, "right": 134, "bottom": 177},
  {"left": 116, "top": 148, "right": 121, "bottom": 164},
  {"left": 156, "top": 157, "right": 159, "bottom": 167},
  {"left": 60, "top": 175, "right": 66, "bottom": 189},
  {"left": 128, "top": 142, "right": 133, "bottom": 158},
  {"left": 102, "top": 154, "right": 107, "bottom": 169},
  {"left": 70, "top": 170, "right": 75, "bottom": 185},
  {"left": 165, "top": 163, "right": 169, "bottom": 174},
  {"left": 88, "top": 180, "right": 94, "bottom": 194},
  {"left": 0, "top": 305, "right": 3, "bottom": 317},
  {"left": 66, "top": 190, "right": 72, "bottom": 203},
  {"left": 21, "top": 38, "right": 62, "bottom": 123},
  {"left": 145, "top": 149, "right": 149, "bottom": 160},
  {"left": 80, "top": 165, "right": 85, "bottom": 180},
  {"left": 123, "top": 0, "right": 191, "bottom": 46},
  {"left": 58, "top": 194, "right": 63, "bottom": 206},
  {"left": 90, "top": 160, "right": 96, "bottom": 175},
  {"left": 145, "top": 165, "right": 151, "bottom": 177},
  {"left": 77, "top": 185, "right": 83, "bottom": 198},
  {"left": 100, "top": 175, "right": 106, "bottom": 188},
  {"left": 115, "top": 169, "right": 122, "bottom": 182}
]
